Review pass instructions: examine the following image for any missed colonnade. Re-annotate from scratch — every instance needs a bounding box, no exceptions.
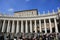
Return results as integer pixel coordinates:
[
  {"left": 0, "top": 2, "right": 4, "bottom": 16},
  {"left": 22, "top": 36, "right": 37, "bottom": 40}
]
[{"left": 0, "top": 18, "right": 58, "bottom": 34}]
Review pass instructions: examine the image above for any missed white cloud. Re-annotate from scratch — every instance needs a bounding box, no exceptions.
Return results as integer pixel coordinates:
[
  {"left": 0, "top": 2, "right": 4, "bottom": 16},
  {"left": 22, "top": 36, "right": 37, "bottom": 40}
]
[
  {"left": 25, "top": 0, "right": 30, "bottom": 2},
  {"left": 8, "top": 8, "right": 14, "bottom": 12}
]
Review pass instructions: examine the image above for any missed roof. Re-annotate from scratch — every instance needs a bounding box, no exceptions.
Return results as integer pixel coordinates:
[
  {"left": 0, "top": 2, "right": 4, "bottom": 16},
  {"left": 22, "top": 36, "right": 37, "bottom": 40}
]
[{"left": 14, "top": 9, "right": 38, "bottom": 15}]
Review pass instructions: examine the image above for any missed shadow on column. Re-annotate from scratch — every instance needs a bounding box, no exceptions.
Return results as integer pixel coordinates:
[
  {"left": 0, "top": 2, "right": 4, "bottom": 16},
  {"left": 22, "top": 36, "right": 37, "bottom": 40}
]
[
  {"left": 52, "top": 27, "right": 55, "bottom": 33},
  {"left": 58, "top": 24, "right": 60, "bottom": 33}
]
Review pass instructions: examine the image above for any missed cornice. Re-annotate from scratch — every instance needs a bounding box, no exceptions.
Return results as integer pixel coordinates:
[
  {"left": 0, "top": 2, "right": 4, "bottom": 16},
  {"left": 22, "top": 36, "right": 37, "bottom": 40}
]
[{"left": 0, "top": 13, "right": 58, "bottom": 18}]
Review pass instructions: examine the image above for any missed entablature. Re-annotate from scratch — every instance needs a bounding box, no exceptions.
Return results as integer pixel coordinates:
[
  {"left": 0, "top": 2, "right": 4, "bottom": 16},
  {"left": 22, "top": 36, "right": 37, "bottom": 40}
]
[{"left": 0, "top": 13, "right": 58, "bottom": 20}]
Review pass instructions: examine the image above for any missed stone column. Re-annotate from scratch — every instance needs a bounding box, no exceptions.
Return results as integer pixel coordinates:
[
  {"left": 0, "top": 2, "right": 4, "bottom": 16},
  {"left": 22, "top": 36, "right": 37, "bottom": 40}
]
[
  {"left": 2, "top": 20, "right": 5, "bottom": 32},
  {"left": 21, "top": 20, "right": 24, "bottom": 33},
  {"left": 30, "top": 20, "right": 32, "bottom": 33},
  {"left": 34, "top": 20, "right": 37, "bottom": 33},
  {"left": 7, "top": 20, "right": 10, "bottom": 33},
  {"left": 44, "top": 19, "right": 47, "bottom": 33},
  {"left": 0, "top": 20, "right": 2, "bottom": 32},
  {"left": 49, "top": 18, "right": 52, "bottom": 33},
  {"left": 54, "top": 18, "right": 58, "bottom": 33},
  {"left": 16, "top": 20, "right": 19, "bottom": 33},
  {"left": 25, "top": 20, "right": 28, "bottom": 33},
  {"left": 11, "top": 20, "right": 15, "bottom": 33},
  {"left": 39, "top": 20, "right": 42, "bottom": 32}
]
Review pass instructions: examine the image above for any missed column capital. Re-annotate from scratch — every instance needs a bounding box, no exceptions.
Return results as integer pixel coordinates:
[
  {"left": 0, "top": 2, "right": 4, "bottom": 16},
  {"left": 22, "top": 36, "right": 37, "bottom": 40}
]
[
  {"left": 17, "top": 20, "right": 19, "bottom": 21},
  {"left": 25, "top": 20, "right": 27, "bottom": 21}
]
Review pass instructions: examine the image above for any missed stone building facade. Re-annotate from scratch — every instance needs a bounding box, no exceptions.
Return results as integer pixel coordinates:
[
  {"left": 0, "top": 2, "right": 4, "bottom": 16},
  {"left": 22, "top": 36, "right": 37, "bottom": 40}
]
[{"left": 0, "top": 8, "right": 60, "bottom": 34}]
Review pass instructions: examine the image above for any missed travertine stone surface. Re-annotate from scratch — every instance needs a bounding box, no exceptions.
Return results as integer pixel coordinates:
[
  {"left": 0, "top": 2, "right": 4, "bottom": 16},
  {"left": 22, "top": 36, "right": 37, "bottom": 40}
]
[{"left": 14, "top": 9, "right": 38, "bottom": 17}]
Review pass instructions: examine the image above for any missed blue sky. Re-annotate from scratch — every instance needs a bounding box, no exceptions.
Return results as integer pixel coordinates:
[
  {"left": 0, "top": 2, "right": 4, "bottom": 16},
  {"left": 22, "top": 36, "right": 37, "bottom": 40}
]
[{"left": 0, "top": 0, "right": 60, "bottom": 15}]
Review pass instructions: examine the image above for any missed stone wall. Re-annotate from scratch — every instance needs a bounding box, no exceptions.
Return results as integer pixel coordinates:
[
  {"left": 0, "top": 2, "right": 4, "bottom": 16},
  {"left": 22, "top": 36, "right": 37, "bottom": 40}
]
[{"left": 14, "top": 9, "right": 38, "bottom": 17}]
